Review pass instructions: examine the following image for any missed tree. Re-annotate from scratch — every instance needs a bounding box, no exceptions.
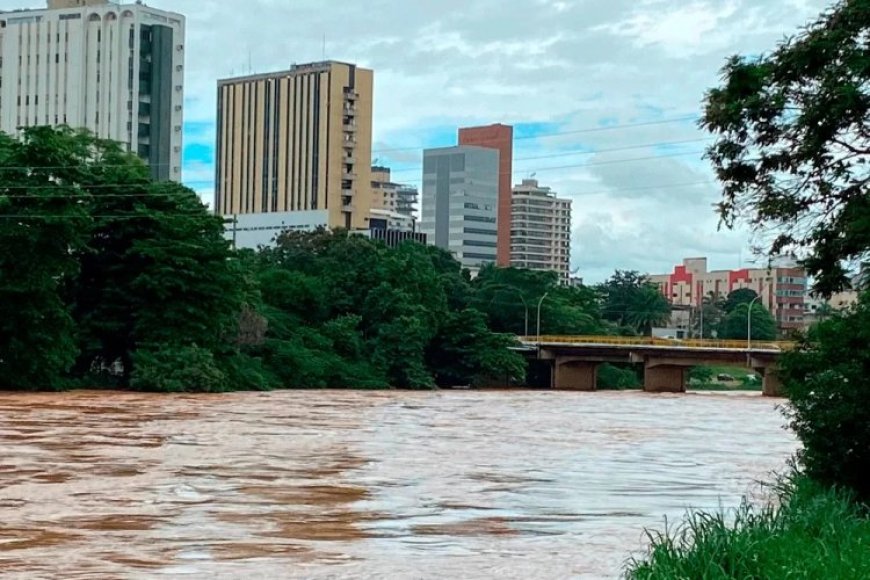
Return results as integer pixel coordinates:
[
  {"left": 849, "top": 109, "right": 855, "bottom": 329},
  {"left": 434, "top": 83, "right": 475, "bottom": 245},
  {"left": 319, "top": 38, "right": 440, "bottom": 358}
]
[
  {"left": 724, "top": 288, "right": 759, "bottom": 313},
  {"left": 599, "top": 271, "right": 671, "bottom": 335},
  {"left": 0, "top": 128, "right": 92, "bottom": 389},
  {"left": 692, "top": 293, "right": 726, "bottom": 338},
  {"left": 781, "top": 292, "right": 870, "bottom": 503},
  {"left": 702, "top": 0, "right": 870, "bottom": 295},
  {"left": 719, "top": 303, "right": 777, "bottom": 341}
]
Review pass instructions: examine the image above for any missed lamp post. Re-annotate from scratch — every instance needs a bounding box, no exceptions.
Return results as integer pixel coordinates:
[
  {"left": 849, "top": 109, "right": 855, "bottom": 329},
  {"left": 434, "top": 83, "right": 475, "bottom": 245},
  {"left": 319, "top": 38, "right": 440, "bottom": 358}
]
[
  {"left": 488, "top": 285, "right": 529, "bottom": 337},
  {"left": 536, "top": 292, "right": 550, "bottom": 344}
]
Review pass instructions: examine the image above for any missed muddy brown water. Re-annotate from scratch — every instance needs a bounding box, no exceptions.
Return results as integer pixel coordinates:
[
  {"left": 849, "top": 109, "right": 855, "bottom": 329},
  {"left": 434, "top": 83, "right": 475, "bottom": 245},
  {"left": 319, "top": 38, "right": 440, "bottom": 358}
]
[{"left": 0, "top": 390, "right": 797, "bottom": 579}]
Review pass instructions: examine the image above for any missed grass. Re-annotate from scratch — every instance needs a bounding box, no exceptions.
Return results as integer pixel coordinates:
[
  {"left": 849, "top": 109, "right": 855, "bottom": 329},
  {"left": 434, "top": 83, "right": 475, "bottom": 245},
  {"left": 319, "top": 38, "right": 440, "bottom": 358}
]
[
  {"left": 689, "top": 365, "right": 762, "bottom": 391},
  {"left": 626, "top": 476, "right": 870, "bottom": 579}
]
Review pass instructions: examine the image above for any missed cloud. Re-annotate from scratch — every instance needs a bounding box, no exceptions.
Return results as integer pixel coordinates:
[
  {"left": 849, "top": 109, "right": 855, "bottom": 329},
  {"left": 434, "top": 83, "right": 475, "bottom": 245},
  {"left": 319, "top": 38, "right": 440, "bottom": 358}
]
[{"left": 7, "top": 0, "right": 831, "bottom": 280}]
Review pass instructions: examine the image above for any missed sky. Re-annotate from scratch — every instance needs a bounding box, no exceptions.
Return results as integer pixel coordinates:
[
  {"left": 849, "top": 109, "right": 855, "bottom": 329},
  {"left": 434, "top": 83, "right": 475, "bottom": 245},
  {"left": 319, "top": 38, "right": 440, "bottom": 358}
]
[{"left": 5, "top": 0, "right": 832, "bottom": 282}]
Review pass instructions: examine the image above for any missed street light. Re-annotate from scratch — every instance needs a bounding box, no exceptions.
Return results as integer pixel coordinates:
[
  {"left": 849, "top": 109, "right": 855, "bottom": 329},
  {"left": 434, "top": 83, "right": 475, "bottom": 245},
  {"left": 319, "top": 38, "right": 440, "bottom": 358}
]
[
  {"left": 486, "top": 284, "right": 529, "bottom": 337},
  {"left": 536, "top": 292, "right": 550, "bottom": 344}
]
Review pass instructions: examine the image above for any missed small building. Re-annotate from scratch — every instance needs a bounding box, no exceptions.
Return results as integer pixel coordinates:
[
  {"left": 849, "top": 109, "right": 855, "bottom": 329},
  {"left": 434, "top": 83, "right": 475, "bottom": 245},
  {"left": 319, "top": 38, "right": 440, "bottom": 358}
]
[{"left": 223, "top": 211, "right": 328, "bottom": 250}]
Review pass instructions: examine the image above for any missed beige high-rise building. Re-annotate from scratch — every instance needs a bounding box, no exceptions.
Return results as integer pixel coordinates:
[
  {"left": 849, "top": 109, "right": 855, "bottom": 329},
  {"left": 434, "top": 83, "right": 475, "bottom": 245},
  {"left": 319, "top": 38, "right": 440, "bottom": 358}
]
[
  {"left": 510, "top": 179, "right": 572, "bottom": 282},
  {"left": 215, "top": 61, "right": 374, "bottom": 230}
]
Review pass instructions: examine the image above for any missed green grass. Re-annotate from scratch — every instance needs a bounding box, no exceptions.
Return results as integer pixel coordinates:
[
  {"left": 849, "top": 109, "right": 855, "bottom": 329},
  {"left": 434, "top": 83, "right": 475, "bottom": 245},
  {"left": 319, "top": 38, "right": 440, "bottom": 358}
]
[
  {"left": 626, "top": 476, "right": 870, "bottom": 579},
  {"left": 689, "top": 365, "right": 762, "bottom": 391}
]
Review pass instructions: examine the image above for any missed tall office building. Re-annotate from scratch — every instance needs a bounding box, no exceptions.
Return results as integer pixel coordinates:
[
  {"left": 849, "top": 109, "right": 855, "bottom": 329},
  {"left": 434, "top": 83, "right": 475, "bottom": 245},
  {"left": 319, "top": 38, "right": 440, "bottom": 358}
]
[
  {"left": 0, "top": 0, "right": 185, "bottom": 181},
  {"left": 458, "top": 123, "right": 513, "bottom": 266},
  {"left": 215, "top": 61, "right": 374, "bottom": 230},
  {"left": 510, "top": 179, "right": 572, "bottom": 282},
  {"left": 421, "top": 145, "right": 499, "bottom": 271}
]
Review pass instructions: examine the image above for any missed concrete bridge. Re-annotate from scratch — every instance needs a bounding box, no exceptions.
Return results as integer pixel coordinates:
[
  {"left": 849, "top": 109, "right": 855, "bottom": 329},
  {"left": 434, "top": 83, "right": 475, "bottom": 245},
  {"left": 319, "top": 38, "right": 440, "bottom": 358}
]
[{"left": 518, "top": 336, "right": 793, "bottom": 397}]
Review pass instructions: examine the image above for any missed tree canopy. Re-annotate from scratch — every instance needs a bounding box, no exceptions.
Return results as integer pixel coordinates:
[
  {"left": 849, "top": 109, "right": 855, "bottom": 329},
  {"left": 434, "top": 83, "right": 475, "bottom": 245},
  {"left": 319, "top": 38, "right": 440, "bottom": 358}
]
[
  {"left": 702, "top": 0, "right": 870, "bottom": 295},
  {"left": 598, "top": 270, "right": 671, "bottom": 335}
]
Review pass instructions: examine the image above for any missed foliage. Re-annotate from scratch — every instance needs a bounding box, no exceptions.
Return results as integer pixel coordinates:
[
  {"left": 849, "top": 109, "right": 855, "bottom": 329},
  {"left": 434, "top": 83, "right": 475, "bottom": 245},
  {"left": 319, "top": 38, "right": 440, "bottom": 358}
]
[
  {"left": 0, "top": 128, "right": 92, "bottom": 389},
  {"left": 427, "top": 309, "right": 526, "bottom": 387},
  {"left": 253, "top": 231, "right": 527, "bottom": 390},
  {"left": 781, "top": 292, "right": 870, "bottom": 503},
  {"left": 598, "top": 271, "right": 671, "bottom": 336},
  {"left": 130, "top": 345, "right": 228, "bottom": 393},
  {"left": 723, "top": 288, "right": 759, "bottom": 313},
  {"left": 719, "top": 303, "right": 777, "bottom": 340},
  {"left": 688, "top": 366, "right": 715, "bottom": 385},
  {"left": 702, "top": 0, "right": 870, "bottom": 295},
  {"left": 627, "top": 476, "right": 870, "bottom": 579},
  {"left": 597, "top": 363, "right": 642, "bottom": 390},
  {"left": 692, "top": 293, "right": 726, "bottom": 339}
]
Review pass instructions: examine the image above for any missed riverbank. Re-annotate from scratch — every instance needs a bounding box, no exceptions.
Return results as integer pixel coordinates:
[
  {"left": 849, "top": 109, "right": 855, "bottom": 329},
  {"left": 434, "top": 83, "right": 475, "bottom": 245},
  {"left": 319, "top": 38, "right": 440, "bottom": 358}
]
[{"left": 626, "top": 476, "right": 870, "bottom": 579}]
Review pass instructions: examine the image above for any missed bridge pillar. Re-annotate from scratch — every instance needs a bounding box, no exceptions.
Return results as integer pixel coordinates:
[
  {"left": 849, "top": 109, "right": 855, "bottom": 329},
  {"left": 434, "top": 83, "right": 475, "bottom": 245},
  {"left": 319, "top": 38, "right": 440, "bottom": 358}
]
[
  {"left": 644, "top": 365, "right": 687, "bottom": 394},
  {"left": 553, "top": 360, "right": 598, "bottom": 391},
  {"left": 761, "top": 369, "right": 784, "bottom": 398}
]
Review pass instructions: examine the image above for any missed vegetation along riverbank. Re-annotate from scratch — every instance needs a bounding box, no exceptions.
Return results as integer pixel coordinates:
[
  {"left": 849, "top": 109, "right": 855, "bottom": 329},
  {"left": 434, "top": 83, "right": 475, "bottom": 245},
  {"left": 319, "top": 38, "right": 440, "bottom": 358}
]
[{"left": 627, "top": 0, "right": 870, "bottom": 576}]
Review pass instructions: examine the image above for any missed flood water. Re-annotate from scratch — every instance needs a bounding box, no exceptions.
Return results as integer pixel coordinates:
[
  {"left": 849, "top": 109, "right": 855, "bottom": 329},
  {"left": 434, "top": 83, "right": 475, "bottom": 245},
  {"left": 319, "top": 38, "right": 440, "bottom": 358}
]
[{"left": 0, "top": 390, "right": 797, "bottom": 579}]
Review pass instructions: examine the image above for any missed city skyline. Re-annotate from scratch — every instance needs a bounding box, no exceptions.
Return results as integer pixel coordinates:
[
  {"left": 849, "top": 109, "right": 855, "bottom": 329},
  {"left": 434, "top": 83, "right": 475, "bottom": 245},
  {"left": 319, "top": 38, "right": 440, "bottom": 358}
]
[{"left": 3, "top": 0, "right": 831, "bottom": 281}]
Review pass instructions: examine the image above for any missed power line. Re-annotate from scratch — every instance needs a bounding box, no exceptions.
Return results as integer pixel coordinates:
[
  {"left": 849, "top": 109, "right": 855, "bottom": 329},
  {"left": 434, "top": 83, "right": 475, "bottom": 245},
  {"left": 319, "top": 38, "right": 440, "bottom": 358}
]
[{"left": 371, "top": 115, "right": 701, "bottom": 154}]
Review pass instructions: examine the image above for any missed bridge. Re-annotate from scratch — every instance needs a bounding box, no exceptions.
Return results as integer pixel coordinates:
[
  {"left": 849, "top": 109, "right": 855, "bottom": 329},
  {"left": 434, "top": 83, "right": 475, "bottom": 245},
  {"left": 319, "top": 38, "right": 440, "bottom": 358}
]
[{"left": 517, "top": 336, "right": 794, "bottom": 397}]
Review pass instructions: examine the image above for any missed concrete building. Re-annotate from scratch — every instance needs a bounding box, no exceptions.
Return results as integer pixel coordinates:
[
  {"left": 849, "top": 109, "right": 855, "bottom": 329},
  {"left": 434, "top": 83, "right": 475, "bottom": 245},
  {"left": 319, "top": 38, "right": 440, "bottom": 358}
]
[
  {"left": 369, "top": 208, "right": 415, "bottom": 233},
  {"left": 804, "top": 290, "right": 860, "bottom": 326},
  {"left": 510, "top": 179, "right": 571, "bottom": 283},
  {"left": 223, "top": 210, "right": 328, "bottom": 250},
  {"left": 215, "top": 61, "right": 373, "bottom": 230},
  {"left": 649, "top": 257, "right": 808, "bottom": 334},
  {"left": 371, "top": 165, "right": 418, "bottom": 217},
  {"left": 458, "top": 124, "right": 513, "bottom": 266},
  {"left": 0, "top": 0, "right": 185, "bottom": 181},
  {"left": 421, "top": 145, "right": 499, "bottom": 271}
]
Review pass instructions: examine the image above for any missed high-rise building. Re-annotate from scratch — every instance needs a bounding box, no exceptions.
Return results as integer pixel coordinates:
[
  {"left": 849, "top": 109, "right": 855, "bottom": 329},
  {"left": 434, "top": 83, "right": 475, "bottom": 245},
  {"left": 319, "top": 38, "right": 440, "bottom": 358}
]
[
  {"left": 371, "top": 165, "right": 418, "bottom": 217},
  {"left": 215, "top": 61, "right": 374, "bottom": 230},
  {"left": 0, "top": 0, "right": 185, "bottom": 181},
  {"left": 421, "top": 145, "right": 499, "bottom": 272},
  {"left": 510, "top": 179, "right": 572, "bottom": 282},
  {"left": 458, "top": 124, "right": 513, "bottom": 267},
  {"left": 649, "top": 257, "right": 808, "bottom": 333}
]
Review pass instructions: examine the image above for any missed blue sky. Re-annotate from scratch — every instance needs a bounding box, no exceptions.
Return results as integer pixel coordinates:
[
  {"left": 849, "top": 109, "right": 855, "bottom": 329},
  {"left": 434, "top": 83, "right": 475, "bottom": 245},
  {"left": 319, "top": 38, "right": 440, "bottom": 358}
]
[{"left": 8, "top": 0, "right": 825, "bottom": 282}]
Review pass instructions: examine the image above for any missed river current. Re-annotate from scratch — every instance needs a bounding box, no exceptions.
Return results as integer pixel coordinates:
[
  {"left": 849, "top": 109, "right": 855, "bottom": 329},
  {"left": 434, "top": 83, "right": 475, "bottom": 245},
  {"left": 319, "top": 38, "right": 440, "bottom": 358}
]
[{"left": 0, "top": 390, "right": 798, "bottom": 579}]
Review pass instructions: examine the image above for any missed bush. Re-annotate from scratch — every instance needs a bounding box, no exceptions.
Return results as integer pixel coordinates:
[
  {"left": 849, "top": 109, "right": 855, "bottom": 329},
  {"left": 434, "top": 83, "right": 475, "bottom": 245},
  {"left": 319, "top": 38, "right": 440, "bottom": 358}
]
[
  {"left": 597, "top": 363, "right": 641, "bottom": 390},
  {"left": 780, "top": 293, "right": 870, "bottom": 503},
  {"left": 130, "top": 345, "right": 228, "bottom": 393},
  {"left": 219, "top": 352, "right": 279, "bottom": 391},
  {"left": 627, "top": 476, "right": 870, "bottom": 579},
  {"left": 688, "top": 366, "right": 714, "bottom": 385}
]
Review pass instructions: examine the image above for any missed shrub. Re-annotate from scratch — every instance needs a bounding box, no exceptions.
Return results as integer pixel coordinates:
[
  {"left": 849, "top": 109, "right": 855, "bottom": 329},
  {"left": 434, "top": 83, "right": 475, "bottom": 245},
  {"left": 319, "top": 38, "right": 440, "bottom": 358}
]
[
  {"left": 780, "top": 293, "right": 870, "bottom": 503},
  {"left": 598, "top": 363, "right": 642, "bottom": 390},
  {"left": 688, "top": 366, "right": 714, "bottom": 385},
  {"left": 219, "top": 352, "right": 279, "bottom": 391},
  {"left": 130, "top": 345, "right": 228, "bottom": 393}
]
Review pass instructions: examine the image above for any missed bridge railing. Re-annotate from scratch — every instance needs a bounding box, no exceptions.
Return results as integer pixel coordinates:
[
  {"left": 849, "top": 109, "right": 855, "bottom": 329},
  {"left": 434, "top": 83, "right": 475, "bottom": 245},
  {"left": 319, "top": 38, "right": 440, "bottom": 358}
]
[{"left": 520, "top": 335, "right": 795, "bottom": 351}]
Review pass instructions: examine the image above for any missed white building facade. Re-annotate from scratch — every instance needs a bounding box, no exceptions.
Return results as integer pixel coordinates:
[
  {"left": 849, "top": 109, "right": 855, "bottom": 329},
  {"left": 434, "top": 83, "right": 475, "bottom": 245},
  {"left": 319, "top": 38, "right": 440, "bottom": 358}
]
[
  {"left": 0, "top": 0, "right": 185, "bottom": 181},
  {"left": 224, "top": 210, "right": 329, "bottom": 250},
  {"left": 510, "top": 179, "right": 572, "bottom": 283}
]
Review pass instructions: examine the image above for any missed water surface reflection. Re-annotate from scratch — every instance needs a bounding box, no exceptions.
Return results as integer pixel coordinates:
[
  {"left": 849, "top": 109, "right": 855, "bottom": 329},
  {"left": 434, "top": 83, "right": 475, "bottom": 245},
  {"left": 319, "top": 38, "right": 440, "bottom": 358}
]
[{"left": 0, "top": 390, "right": 797, "bottom": 578}]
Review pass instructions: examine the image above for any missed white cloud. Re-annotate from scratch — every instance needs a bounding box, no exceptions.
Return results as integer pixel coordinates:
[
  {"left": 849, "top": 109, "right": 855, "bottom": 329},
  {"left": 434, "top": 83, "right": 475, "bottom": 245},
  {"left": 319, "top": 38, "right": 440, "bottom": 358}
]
[{"left": 4, "top": 0, "right": 831, "bottom": 280}]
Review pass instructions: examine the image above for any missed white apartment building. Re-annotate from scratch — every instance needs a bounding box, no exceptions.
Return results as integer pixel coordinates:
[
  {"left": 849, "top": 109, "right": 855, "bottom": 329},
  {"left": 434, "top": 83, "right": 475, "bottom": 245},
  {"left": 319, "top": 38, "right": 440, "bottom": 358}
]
[
  {"left": 0, "top": 0, "right": 185, "bottom": 181},
  {"left": 510, "top": 179, "right": 572, "bottom": 282}
]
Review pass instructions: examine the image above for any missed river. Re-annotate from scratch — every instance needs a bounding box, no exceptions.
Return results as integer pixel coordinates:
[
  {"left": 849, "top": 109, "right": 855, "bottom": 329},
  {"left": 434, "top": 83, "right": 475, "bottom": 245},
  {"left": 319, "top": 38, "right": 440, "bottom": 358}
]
[{"left": 0, "top": 390, "right": 797, "bottom": 579}]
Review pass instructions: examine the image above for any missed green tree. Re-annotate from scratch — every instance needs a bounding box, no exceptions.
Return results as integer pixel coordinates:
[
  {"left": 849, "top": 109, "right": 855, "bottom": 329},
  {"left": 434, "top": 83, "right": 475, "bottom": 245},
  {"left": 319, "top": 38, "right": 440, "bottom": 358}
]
[
  {"left": 599, "top": 271, "right": 671, "bottom": 335},
  {"left": 427, "top": 308, "right": 526, "bottom": 387},
  {"left": 702, "top": 0, "right": 870, "bottom": 295},
  {"left": 723, "top": 288, "right": 759, "bottom": 313},
  {"left": 692, "top": 293, "right": 726, "bottom": 339},
  {"left": 0, "top": 128, "right": 92, "bottom": 389},
  {"left": 719, "top": 303, "right": 777, "bottom": 341},
  {"left": 782, "top": 292, "right": 870, "bottom": 503}
]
